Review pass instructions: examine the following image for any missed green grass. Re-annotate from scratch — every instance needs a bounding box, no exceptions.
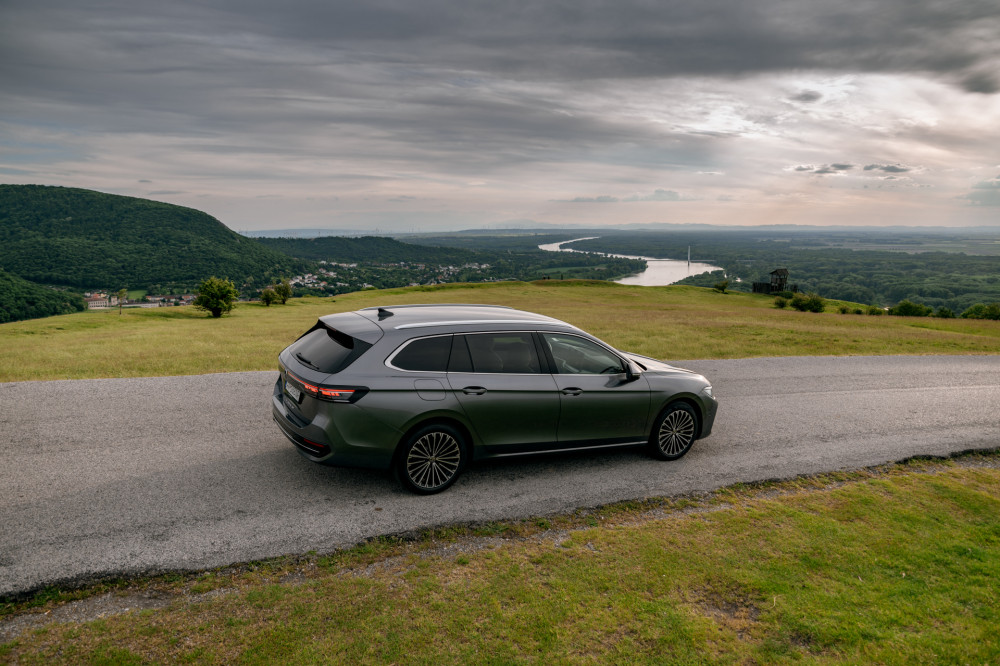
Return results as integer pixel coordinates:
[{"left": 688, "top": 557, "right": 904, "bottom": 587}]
[
  {"left": 2, "top": 281, "right": 1000, "bottom": 382},
  {"left": 3, "top": 457, "right": 999, "bottom": 663}
]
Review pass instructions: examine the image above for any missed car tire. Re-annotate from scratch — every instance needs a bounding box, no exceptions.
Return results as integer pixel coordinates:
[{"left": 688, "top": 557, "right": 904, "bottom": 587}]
[
  {"left": 648, "top": 401, "right": 698, "bottom": 461},
  {"left": 397, "top": 424, "right": 467, "bottom": 494}
]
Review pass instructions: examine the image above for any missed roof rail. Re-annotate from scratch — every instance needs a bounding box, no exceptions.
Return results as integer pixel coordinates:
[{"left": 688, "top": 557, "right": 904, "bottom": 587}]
[{"left": 359, "top": 304, "right": 515, "bottom": 311}]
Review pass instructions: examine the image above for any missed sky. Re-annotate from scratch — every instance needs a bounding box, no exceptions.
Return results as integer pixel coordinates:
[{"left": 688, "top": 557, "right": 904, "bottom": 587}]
[{"left": 2, "top": 0, "right": 999, "bottom": 232}]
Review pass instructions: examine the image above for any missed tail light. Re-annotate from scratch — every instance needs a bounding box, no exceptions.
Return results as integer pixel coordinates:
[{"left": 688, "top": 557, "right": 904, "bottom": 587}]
[{"left": 286, "top": 371, "right": 367, "bottom": 403}]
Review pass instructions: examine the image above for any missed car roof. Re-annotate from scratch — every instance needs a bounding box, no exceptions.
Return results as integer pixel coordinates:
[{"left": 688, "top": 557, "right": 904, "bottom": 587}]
[{"left": 355, "top": 303, "right": 576, "bottom": 332}]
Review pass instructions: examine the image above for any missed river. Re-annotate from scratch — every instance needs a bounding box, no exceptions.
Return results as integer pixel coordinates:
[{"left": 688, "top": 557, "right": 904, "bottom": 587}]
[{"left": 538, "top": 237, "right": 724, "bottom": 286}]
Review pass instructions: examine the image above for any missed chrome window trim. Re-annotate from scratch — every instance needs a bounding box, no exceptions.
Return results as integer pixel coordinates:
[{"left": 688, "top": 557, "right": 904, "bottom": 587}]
[
  {"left": 384, "top": 333, "right": 453, "bottom": 373},
  {"left": 394, "top": 319, "right": 573, "bottom": 330}
]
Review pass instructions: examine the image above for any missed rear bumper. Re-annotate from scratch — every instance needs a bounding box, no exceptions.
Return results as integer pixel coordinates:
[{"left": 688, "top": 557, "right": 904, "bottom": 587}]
[{"left": 271, "top": 378, "right": 396, "bottom": 469}]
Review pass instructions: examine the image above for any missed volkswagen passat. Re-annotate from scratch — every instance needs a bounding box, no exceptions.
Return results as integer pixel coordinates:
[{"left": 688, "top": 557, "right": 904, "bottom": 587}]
[{"left": 272, "top": 304, "right": 717, "bottom": 494}]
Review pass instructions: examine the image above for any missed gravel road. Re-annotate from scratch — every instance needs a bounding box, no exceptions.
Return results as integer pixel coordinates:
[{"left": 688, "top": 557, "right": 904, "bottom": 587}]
[{"left": 2, "top": 355, "right": 998, "bottom": 597}]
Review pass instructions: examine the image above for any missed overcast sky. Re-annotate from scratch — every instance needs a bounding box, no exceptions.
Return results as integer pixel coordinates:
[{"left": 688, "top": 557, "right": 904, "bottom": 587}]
[{"left": 2, "top": 0, "right": 999, "bottom": 232}]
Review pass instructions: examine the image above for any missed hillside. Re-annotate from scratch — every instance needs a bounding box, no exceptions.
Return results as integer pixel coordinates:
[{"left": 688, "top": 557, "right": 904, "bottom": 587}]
[
  {"left": 0, "top": 268, "right": 85, "bottom": 323},
  {"left": 0, "top": 185, "right": 308, "bottom": 292},
  {"left": 256, "top": 235, "right": 482, "bottom": 264}
]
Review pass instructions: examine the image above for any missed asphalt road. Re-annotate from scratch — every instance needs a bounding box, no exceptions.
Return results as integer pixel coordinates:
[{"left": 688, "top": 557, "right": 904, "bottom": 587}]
[{"left": 2, "top": 356, "right": 999, "bottom": 597}]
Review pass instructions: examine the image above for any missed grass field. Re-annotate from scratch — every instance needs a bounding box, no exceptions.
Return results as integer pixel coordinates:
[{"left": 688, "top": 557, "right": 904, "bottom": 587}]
[
  {"left": 2, "top": 281, "right": 1000, "bottom": 382},
  {"left": 2, "top": 455, "right": 998, "bottom": 663}
]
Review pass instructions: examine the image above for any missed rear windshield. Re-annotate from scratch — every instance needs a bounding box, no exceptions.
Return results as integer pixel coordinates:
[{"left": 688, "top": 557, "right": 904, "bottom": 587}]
[{"left": 287, "top": 324, "right": 371, "bottom": 374}]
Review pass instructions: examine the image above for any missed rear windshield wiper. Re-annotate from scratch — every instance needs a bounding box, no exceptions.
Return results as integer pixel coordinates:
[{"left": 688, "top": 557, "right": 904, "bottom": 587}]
[{"left": 295, "top": 353, "right": 320, "bottom": 371}]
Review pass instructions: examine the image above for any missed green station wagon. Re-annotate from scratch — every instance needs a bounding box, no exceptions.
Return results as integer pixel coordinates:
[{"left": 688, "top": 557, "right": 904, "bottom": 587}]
[{"left": 272, "top": 304, "right": 717, "bottom": 493}]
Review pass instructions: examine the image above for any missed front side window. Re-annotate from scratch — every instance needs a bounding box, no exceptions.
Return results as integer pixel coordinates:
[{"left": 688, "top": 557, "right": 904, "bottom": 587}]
[
  {"left": 460, "top": 332, "right": 541, "bottom": 374},
  {"left": 542, "top": 333, "right": 624, "bottom": 375}
]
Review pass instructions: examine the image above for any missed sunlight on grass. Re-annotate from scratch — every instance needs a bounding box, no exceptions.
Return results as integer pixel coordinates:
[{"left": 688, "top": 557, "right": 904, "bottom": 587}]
[{"left": 2, "top": 281, "right": 999, "bottom": 382}]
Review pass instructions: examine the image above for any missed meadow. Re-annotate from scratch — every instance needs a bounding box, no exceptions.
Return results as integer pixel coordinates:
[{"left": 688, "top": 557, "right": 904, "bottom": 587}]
[{"left": 3, "top": 281, "right": 1000, "bottom": 383}]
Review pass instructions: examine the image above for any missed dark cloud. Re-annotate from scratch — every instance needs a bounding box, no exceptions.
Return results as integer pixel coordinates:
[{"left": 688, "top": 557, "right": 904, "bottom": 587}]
[
  {"left": 794, "top": 163, "right": 854, "bottom": 175},
  {"left": 790, "top": 90, "right": 822, "bottom": 103},
  {"left": 864, "top": 164, "right": 911, "bottom": 173}
]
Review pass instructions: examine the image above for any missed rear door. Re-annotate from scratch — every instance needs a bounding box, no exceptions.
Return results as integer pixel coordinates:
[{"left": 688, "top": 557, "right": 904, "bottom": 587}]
[{"left": 447, "top": 332, "right": 560, "bottom": 452}]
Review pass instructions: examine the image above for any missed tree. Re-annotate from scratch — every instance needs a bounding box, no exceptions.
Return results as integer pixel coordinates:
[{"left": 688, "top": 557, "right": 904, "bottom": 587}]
[
  {"left": 193, "top": 276, "right": 239, "bottom": 318},
  {"left": 274, "top": 279, "right": 293, "bottom": 304},
  {"left": 260, "top": 287, "right": 277, "bottom": 306},
  {"left": 116, "top": 288, "right": 128, "bottom": 315},
  {"left": 712, "top": 279, "right": 729, "bottom": 294}
]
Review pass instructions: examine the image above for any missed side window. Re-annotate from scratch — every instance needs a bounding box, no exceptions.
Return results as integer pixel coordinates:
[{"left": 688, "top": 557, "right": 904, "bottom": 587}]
[
  {"left": 390, "top": 335, "right": 452, "bottom": 372},
  {"left": 463, "top": 332, "right": 541, "bottom": 374},
  {"left": 542, "top": 333, "right": 624, "bottom": 375}
]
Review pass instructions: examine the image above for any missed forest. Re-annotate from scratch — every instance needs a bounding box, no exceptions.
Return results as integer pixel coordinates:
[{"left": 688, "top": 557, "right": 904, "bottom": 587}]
[
  {"left": 0, "top": 269, "right": 85, "bottom": 323},
  {"left": 0, "top": 185, "right": 309, "bottom": 293}
]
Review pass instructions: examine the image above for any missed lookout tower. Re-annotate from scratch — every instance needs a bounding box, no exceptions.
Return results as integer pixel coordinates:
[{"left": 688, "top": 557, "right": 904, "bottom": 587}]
[{"left": 752, "top": 268, "right": 797, "bottom": 294}]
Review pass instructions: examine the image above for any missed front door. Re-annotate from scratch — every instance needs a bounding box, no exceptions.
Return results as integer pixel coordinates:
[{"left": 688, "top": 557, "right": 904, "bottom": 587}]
[{"left": 540, "top": 332, "right": 650, "bottom": 444}]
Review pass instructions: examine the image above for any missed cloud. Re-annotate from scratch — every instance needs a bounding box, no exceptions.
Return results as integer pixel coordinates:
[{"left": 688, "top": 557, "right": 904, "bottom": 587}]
[
  {"left": 147, "top": 190, "right": 184, "bottom": 195},
  {"left": 563, "top": 195, "right": 620, "bottom": 203},
  {"left": 864, "top": 164, "right": 910, "bottom": 173},
  {"left": 791, "top": 163, "right": 855, "bottom": 175},
  {"left": 959, "top": 176, "right": 1000, "bottom": 205},
  {"left": 971, "top": 175, "right": 1000, "bottom": 189},
  {"left": 623, "top": 188, "right": 682, "bottom": 202},
  {"left": 789, "top": 90, "right": 822, "bottom": 103}
]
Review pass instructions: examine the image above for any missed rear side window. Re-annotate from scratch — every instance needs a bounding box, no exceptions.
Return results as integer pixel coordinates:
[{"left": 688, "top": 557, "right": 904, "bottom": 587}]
[
  {"left": 391, "top": 335, "right": 452, "bottom": 372},
  {"left": 463, "top": 332, "right": 541, "bottom": 374},
  {"left": 288, "top": 325, "right": 371, "bottom": 374}
]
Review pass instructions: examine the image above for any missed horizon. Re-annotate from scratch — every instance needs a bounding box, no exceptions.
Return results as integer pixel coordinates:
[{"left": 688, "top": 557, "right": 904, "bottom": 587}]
[{"left": 2, "top": 1, "right": 999, "bottom": 232}]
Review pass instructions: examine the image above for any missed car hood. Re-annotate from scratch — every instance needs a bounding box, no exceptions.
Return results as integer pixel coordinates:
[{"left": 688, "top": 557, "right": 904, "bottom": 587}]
[{"left": 622, "top": 352, "right": 695, "bottom": 375}]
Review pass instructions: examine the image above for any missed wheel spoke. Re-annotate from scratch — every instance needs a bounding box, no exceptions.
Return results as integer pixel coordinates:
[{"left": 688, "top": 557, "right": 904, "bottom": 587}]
[
  {"left": 658, "top": 410, "right": 695, "bottom": 456},
  {"left": 406, "top": 431, "right": 461, "bottom": 490}
]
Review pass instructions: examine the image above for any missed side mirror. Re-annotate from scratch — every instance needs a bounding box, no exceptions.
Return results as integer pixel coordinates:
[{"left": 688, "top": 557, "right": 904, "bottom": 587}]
[{"left": 624, "top": 361, "right": 642, "bottom": 382}]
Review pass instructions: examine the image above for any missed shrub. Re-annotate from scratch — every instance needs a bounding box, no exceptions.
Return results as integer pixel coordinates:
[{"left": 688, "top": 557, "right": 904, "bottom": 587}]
[
  {"left": 852, "top": 308, "right": 863, "bottom": 315},
  {"left": 193, "top": 276, "right": 239, "bottom": 318},
  {"left": 774, "top": 297, "right": 788, "bottom": 309},
  {"left": 935, "top": 307, "right": 955, "bottom": 319},
  {"left": 889, "top": 300, "right": 933, "bottom": 317},
  {"left": 866, "top": 305, "right": 885, "bottom": 316},
  {"left": 791, "top": 292, "right": 825, "bottom": 313},
  {"left": 713, "top": 280, "right": 729, "bottom": 294},
  {"left": 837, "top": 304, "right": 850, "bottom": 314},
  {"left": 273, "top": 279, "right": 293, "bottom": 304},
  {"left": 961, "top": 303, "right": 1000, "bottom": 320},
  {"left": 775, "top": 291, "right": 794, "bottom": 299}
]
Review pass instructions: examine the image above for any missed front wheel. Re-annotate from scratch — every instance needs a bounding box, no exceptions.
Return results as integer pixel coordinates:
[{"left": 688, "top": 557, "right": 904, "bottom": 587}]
[
  {"left": 397, "top": 424, "right": 467, "bottom": 494},
  {"left": 648, "top": 402, "right": 698, "bottom": 460}
]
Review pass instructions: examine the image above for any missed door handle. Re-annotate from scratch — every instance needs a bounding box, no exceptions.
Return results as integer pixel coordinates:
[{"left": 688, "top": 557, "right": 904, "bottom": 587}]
[
  {"left": 561, "top": 387, "right": 583, "bottom": 396},
  {"left": 462, "top": 386, "right": 488, "bottom": 395}
]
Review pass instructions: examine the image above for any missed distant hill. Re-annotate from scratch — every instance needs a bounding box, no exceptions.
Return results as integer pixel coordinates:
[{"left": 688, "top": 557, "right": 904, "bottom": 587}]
[
  {"left": 0, "top": 185, "right": 308, "bottom": 292},
  {"left": 0, "top": 268, "right": 85, "bottom": 323},
  {"left": 256, "top": 235, "right": 484, "bottom": 264}
]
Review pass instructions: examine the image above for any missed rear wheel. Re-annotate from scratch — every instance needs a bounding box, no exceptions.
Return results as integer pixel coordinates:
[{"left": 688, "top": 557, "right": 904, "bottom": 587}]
[
  {"left": 648, "top": 402, "right": 698, "bottom": 460},
  {"left": 397, "top": 424, "right": 466, "bottom": 494}
]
